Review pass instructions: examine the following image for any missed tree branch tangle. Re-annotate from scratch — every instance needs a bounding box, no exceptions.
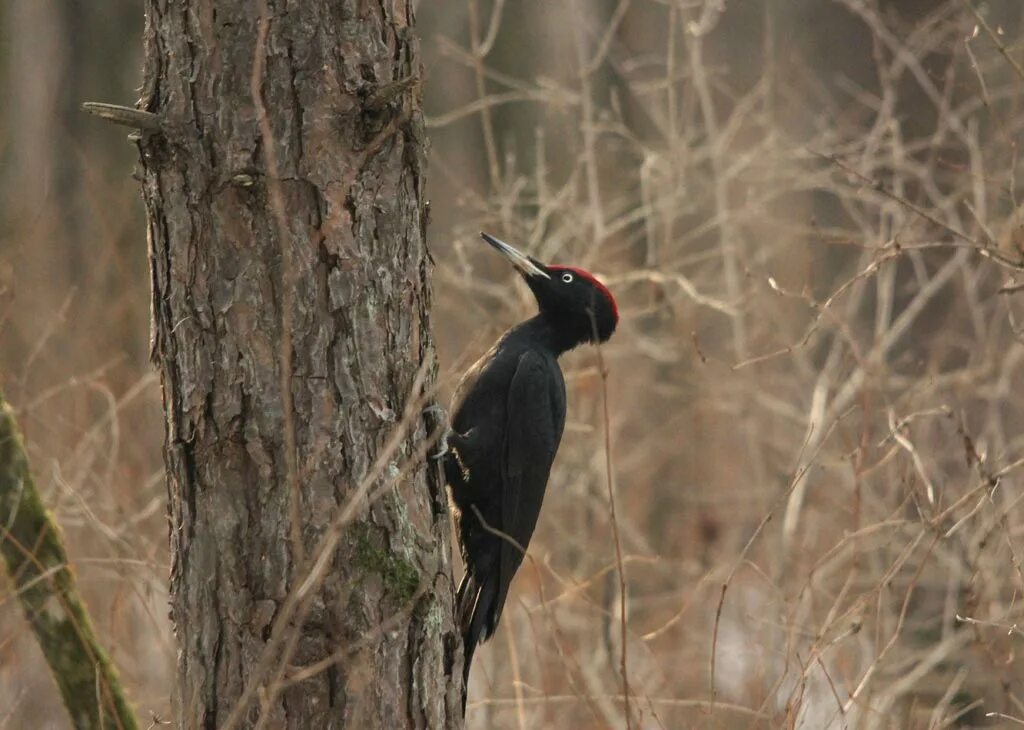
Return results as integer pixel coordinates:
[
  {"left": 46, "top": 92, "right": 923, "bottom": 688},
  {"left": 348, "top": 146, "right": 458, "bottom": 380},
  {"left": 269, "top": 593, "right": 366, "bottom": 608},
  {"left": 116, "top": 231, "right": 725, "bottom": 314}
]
[{"left": 137, "top": 2, "right": 461, "bottom": 727}]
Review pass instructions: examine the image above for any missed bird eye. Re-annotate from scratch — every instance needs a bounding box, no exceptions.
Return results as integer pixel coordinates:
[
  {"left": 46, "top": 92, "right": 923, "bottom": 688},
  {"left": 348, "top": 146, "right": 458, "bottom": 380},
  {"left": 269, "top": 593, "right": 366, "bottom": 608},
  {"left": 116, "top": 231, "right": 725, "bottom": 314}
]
[{"left": 561, "top": 272, "right": 574, "bottom": 283}]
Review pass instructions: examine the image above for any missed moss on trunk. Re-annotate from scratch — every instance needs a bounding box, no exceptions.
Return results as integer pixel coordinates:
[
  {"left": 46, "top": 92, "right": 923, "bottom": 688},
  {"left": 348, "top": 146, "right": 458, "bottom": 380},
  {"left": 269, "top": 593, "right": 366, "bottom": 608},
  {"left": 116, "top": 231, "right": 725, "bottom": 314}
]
[{"left": 0, "top": 390, "right": 140, "bottom": 730}]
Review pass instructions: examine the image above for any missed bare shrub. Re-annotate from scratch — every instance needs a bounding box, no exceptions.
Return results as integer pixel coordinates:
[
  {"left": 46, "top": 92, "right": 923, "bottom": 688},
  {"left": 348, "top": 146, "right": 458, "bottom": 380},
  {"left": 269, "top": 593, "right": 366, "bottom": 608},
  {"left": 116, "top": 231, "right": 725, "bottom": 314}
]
[
  {"left": 425, "top": 1, "right": 1024, "bottom": 727},
  {"left": 3, "top": 0, "right": 1024, "bottom": 727}
]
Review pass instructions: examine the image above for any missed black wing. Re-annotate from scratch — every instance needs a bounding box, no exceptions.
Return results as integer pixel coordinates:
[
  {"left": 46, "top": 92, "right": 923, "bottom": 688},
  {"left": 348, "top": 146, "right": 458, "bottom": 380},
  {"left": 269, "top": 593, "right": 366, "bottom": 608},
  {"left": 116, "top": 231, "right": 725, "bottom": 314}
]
[{"left": 491, "top": 350, "right": 563, "bottom": 631}]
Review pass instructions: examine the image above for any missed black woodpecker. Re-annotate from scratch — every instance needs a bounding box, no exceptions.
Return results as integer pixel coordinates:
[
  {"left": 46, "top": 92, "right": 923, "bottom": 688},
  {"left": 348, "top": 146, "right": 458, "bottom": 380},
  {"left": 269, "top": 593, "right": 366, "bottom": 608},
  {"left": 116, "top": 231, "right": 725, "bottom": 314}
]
[{"left": 444, "top": 232, "right": 618, "bottom": 707}]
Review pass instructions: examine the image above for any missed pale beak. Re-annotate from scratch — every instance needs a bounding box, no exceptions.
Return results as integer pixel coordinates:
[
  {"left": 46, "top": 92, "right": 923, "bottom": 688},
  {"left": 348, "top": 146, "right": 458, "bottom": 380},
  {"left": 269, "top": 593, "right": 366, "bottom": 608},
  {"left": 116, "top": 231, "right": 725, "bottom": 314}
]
[{"left": 480, "top": 232, "right": 550, "bottom": 279}]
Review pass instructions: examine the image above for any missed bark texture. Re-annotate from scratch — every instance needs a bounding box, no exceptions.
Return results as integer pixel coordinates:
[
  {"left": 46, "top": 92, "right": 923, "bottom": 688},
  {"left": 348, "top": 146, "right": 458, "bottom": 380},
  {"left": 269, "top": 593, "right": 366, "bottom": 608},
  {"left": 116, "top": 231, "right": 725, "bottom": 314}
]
[{"left": 137, "top": 2, "right": 461, "bottom": 727}]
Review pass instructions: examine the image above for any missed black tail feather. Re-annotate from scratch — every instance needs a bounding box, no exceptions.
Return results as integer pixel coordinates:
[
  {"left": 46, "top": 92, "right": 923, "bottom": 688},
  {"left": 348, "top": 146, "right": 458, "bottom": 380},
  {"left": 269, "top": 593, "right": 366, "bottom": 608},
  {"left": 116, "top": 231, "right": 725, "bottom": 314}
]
[{"left": 456, "top": 570, "right": 500, "bottom": 714}]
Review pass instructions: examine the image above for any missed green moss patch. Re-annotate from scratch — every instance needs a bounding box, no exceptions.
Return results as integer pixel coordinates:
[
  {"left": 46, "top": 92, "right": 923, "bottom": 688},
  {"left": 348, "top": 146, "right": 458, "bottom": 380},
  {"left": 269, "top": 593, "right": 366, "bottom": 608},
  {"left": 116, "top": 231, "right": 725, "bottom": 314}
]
[{"left": 349, "top": 522, "right": 420, "bottom": 604}]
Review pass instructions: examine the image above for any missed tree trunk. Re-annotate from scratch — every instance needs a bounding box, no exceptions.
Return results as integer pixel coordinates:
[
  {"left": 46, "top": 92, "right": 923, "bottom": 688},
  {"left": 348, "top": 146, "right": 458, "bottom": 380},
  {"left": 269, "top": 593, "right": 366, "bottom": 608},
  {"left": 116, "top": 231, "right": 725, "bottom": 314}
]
[{"left": 137, "top": 2, "right": 462, "bottom": 728}]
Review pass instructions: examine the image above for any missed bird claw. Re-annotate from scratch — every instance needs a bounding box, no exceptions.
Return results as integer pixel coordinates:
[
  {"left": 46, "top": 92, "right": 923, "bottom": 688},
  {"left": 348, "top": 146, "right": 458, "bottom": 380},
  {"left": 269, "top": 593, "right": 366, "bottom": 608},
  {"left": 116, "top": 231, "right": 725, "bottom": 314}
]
[{"left": 422, "top": 405, "right": 449, "bottom": 460}]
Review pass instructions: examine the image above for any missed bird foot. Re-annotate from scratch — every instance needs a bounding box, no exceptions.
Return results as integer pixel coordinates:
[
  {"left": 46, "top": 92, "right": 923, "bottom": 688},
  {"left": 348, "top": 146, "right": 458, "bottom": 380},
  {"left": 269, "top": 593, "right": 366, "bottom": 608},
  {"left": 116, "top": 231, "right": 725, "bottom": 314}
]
[{"left": 422, "top": 405, "right": 449, "bottom": 460}]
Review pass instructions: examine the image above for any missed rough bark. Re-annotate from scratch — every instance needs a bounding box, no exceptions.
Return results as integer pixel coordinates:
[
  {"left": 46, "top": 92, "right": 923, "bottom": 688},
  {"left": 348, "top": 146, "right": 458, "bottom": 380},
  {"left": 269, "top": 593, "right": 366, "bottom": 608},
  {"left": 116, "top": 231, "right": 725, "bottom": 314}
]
[{"left": 136, "top": 2, "right": 462, "bottom": 727}]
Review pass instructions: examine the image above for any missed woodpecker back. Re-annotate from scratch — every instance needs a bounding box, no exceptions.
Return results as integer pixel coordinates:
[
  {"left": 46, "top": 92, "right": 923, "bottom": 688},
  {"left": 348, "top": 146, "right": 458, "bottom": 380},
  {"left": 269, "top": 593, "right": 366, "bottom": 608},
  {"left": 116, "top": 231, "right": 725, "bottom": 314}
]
[{"left": 444, "top": 233, "right": 618, "bottom": 710}]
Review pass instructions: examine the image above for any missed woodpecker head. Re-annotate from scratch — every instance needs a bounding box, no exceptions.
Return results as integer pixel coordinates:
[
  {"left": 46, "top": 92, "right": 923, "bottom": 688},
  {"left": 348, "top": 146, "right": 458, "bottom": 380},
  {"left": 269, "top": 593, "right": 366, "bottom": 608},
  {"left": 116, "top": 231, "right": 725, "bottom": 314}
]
[{"left": 480, "top": 232, "right": 619, "bottom": 344}]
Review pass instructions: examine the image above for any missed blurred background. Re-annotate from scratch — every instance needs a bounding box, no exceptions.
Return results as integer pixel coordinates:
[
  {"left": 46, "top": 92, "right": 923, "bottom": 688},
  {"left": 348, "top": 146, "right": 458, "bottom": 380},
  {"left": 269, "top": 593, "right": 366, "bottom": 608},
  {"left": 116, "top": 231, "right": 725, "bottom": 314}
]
[{"left": 3, "top": 1, "right": 1024, "bottom": 727}]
